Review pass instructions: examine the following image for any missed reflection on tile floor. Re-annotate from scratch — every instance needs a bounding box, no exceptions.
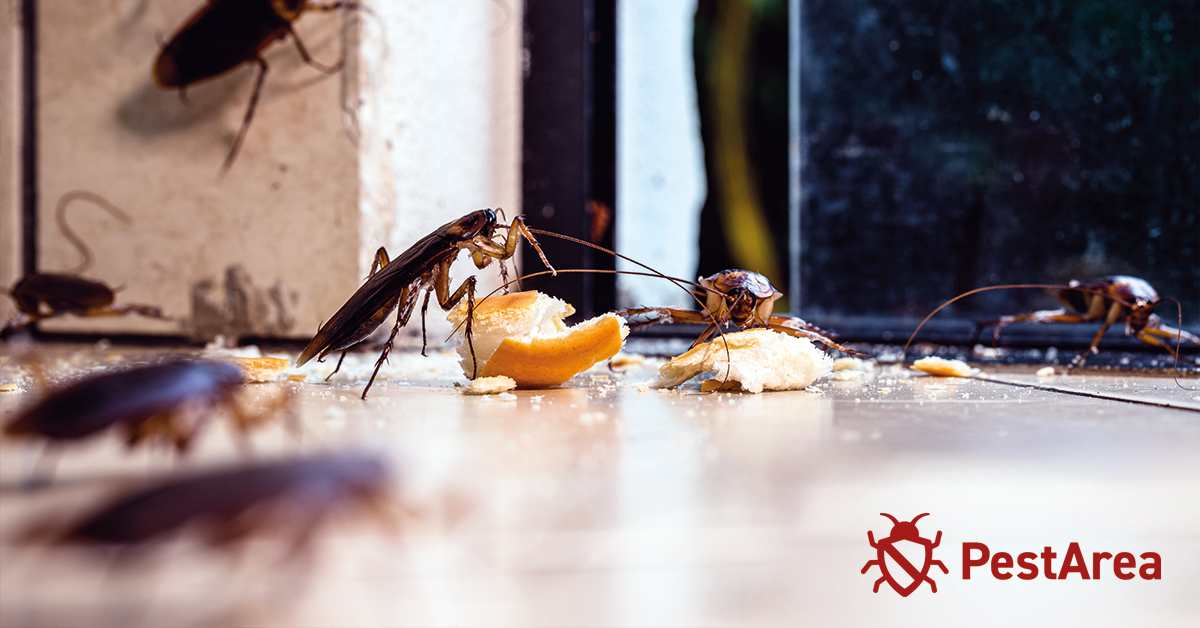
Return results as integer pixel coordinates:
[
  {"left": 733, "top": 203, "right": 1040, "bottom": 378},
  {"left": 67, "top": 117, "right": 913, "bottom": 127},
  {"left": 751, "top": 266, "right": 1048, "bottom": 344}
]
[{"left": 1, "top": 345, "right": 1198, "bottom": 627}]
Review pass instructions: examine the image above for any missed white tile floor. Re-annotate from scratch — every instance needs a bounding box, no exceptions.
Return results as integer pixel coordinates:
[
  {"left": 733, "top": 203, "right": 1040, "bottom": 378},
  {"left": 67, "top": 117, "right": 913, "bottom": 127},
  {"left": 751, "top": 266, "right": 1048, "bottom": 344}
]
[{"left": 1, "top": 345, "right": 1198, "bottom": 627}]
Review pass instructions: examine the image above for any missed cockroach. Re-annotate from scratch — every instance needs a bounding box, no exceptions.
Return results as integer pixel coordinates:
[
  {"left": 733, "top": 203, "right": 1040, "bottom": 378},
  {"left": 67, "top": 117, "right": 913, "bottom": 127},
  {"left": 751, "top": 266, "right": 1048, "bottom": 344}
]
[
  {"left": 524, "top": 230, "right": 850, "bottom": 352},
  {"left": 154, "top": 0, "right": 365, "bottom": 170},
  {"left": 56, "top": 453, "right": 392, "bottom": 555},
  {"left": 902, "top": 276, "right": 1199, "bottom": 371},
  {"left": 2, "top": 191, "right": 168, "bottom": 334},
  {"left": 296, "top": 209, "right": 555, "bottom": 399},
  {"left": 615, "top": 268, "right": 862, "bottom": 355},
  {"left": 4, "top": 358, "right": 289, "bottom": 458}
]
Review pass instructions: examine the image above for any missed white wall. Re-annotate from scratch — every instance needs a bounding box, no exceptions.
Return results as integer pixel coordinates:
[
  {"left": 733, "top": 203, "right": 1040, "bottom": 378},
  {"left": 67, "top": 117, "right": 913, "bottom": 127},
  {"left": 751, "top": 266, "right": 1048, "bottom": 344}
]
[
  {"left": 616, "top": 0, "right": 706, "bottom": 308},
  {"left": 358, "top": 0, "right": 522, "bottom": 339}
]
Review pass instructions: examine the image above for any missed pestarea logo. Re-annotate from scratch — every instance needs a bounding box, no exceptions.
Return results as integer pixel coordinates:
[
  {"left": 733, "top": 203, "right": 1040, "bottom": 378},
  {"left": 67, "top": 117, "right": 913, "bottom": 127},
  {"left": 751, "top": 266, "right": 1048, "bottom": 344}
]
[
  {"left": 861, "top": 513, "right": 1163, "bottom": 596},
  {"left": 862, "top": 513, "right": 949, "bottom": 596}
]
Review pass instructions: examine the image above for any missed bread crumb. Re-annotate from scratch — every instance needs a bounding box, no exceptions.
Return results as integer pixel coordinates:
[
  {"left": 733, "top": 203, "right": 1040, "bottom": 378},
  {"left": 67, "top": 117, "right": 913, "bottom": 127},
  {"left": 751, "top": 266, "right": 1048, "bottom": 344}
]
[
  {"left": 1035, "top": 366, "right": 1056, "bottom": 377},
  {"left": 217, "top": 357, "right": 290, "bottom": 383},
  {"left": 911, "top": 357, "right": 976, "bottom": 378},
  {"left": 609, "top": 352, "right": 646, "bottom": 369},
  {"left": 463, "top": 375, "right": 518, "bottom": 395},
  {"left": 832, "top": 357, "right": 874, "bottom": 372}
]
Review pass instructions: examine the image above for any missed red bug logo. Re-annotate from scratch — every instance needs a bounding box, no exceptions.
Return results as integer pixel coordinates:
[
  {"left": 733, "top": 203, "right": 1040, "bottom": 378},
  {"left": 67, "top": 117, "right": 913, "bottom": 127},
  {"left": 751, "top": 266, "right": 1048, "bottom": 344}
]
[{"left": 861, "top": 513, "right": 949, "bottom": 596}]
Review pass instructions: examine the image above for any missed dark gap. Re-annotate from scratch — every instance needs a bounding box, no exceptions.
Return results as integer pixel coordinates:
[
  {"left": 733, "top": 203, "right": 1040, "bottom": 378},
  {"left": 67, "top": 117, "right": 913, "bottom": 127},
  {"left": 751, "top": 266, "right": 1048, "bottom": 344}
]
[
  {"left": 522, "top": 0, "right": 592, "bottom": 316},
  {"left": 589, "top": 0, "right": 617, "bottom": 316},
  {"left": 521, "top": 0, "right": 617, "bottom": 320},
  {"left": 20, "top": 0, "right": 38, "bottom": 277}
]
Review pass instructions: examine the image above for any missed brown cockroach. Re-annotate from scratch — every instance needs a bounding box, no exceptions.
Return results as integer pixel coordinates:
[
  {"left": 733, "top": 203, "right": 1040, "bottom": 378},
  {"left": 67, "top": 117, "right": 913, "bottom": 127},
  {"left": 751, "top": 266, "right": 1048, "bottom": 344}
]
[
  {"left": 296, "top": 209, "right": 555, "bottom": 399},
  {"left": 615, "top": 268, "right": 863, "bottom": 356},
  {"left": 463, "top": 229, "right": 865, "bottom": 362},
  {"left": 55, "top": 453, "right": 392, "bottom": 556},
  {"left": 154, "top": 0, "right": 366, "bottom": 170},
  {"left": 902, "top": 276, "right": 1199, "bottom": 372},
  {"left": 2, "top": 191, "right": 168, "bottom": 334},
  {"left": 4, "top": 358, "right": 292, "bottom": 461}
]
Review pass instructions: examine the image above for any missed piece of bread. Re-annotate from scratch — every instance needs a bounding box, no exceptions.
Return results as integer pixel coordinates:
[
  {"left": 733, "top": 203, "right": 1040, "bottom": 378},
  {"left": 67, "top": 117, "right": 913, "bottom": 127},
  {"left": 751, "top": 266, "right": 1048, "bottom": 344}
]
[
  {"left": 463, "top": 375, "right": 518, "bottom": 395},
  {"left": 656, "top": 328, "right": 832, "bottom": 393},
  {"left": 910, "top": 356, "right": 976, "bottom": 378},
  {"left": 447, "top": 291, "right": 629, "bottom": 388}
]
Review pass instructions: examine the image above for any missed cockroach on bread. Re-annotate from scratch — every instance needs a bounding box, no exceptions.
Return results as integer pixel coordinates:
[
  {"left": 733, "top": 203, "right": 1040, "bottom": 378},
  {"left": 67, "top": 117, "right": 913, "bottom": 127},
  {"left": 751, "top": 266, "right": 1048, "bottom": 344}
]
[
  {"left": 616, "top": 269, "right": 864, "bottom": 356},
  {"left": 296, "top": 209, "right": 555, "bottom": 399},
  {"left": 154, "top": 0, "right": 366, "bottom": 170},
  {"left": 516, "top": 229, "right": 864, "bottom": 356},
  {"left": 56, "top": 453, "right": 392, "bottom": 556},
  {"left": 4, "top": 358, "right": 291, "bottom": 467},
  {"left": 2, "top": 191, "right": 168, "bottom": 335},
  {"left": 902, "top": 276, "right": 1199, "bottom": 371}
]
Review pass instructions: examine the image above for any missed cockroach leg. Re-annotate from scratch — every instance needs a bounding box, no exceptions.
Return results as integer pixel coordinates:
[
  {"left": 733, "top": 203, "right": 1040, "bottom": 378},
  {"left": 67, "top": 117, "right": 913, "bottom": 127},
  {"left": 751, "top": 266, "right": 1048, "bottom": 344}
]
[
  {"left": 1135, "top": 322, "right": 1199, "bottom": 366},
  {"left": 223, "top": 57, "right": 269, "bottom": 172},
  {"left": 286, "top": 26, "right": 343, "bottom": 74},
  {"left": 1069, "top": 303, "right": 1123, "bottom": 371},
  {"left": 972, "top": 309, "right": 1085, "bottom": 347},
  {"left": 690, "top": 324, "right": 719, "bottom": 348},
  {"left": 324, "top": 350, "right": 348, "bottom": 382},
  {"left": 765, "top": 322, "right": 867, "bottom": 357},
  {"left": 617, "top": 306, "right": 711, "bottom": 330},
  {"left": 226, "top": 385, "right": 298, "bottom": 451},
  {"left": 497, "top": 258, "right": 511, "bottom": 293},
  {"left": 364, "top": 314, "right": 404, "bottom": 400},
  {"left": 465, "top": 281, "right": 479, "bottom": 378},
  {"left": 432, "top": 267, "right": 480, "bottom": 378},
  {"left": 419, "top": 288, "right": 433, "bottom": 357}
]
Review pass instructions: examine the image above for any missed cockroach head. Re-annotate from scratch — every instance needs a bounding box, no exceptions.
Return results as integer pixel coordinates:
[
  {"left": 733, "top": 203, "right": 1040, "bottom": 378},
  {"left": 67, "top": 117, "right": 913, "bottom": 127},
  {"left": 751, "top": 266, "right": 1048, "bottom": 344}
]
[
  {"left": 1128, "top": 297, "right": 1157, "bottom": 332},
  {"left": 1108, "top": 276, "right": 1161, "bottom": 330},
  {"left": 447, "top": 209, "right": 498, "bottom": 240},
  {"left": 725, "top": 286, "right": 758, "bottom": 326}
]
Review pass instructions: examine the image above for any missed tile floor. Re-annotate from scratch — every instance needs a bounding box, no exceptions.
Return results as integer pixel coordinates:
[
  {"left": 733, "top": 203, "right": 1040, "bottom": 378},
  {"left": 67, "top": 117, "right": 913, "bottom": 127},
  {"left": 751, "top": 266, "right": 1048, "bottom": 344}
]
[{"left": 1, "top": 343, "right": 1198, "bottom": 627}]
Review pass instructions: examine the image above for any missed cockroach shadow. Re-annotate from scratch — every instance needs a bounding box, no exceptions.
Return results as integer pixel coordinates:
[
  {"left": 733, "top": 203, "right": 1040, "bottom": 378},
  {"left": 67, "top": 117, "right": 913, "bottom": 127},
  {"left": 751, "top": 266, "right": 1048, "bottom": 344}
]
[
  {"left": 114, "top": 18, "right": 343, "bottom": 151},
  {"left": 116, "top": 72, "right": 249, "bottom": 138}
]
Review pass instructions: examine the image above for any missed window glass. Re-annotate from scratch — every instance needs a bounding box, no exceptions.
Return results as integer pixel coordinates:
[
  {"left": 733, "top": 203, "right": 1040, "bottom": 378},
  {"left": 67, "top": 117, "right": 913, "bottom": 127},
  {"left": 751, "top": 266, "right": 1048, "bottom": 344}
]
[{"left": 798, "top": 0, "right": 1198, "bottom": 329}]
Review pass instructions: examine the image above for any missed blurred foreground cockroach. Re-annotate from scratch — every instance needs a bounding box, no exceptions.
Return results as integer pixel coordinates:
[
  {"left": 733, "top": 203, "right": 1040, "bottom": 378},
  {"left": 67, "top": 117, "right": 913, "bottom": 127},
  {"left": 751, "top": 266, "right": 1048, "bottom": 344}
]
[
  {"left": 4, "top": 358, "right": 290, "bottom": 458},
  {"left": 903, "top": 276, "right": 1199, "bottom": 370},
  {"left": 154, "top": 0, "right": 365, "bottom": 170},
  {"left": 296, "top": 209, "right": 555, "bottom": 399},
  {"left": 57, "top": 453, "right": 392, "bottom": 554},
  {"left": 2, "top": 191, "right": 168, "bottom": 335}
]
